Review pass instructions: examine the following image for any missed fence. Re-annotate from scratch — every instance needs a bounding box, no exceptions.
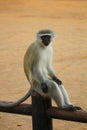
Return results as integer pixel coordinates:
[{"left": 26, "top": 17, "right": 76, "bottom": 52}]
[{"left": 0, "top": 92, "right": 87, "bottom": 130}]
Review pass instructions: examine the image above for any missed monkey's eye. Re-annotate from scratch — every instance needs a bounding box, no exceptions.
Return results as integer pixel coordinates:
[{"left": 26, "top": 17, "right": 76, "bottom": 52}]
[
  {"left": 40, "top": 35, "right": 51, "bottom": 46},
  {"left": 41, "top": 35, "right": 51, "bottom": 41}
]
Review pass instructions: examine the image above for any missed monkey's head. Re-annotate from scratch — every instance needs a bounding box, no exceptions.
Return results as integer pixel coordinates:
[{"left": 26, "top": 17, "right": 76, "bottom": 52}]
[{"left": 37, "top": 29, "right": 55, "bottom": 47}]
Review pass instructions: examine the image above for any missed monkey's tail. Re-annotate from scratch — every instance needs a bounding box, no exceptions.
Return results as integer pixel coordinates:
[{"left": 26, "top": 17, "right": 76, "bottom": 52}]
[{"left": 0, "top": 88, "right": 33, "bottom": 107}]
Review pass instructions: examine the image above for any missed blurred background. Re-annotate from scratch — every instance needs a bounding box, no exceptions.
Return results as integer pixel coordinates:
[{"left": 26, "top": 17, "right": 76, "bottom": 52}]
[{"left": 0, "top": 0, "right": 87, "bottom": 130}]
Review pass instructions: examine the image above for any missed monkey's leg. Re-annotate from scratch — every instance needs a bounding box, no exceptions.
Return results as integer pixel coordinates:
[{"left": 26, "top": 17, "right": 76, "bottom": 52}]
[
  {"left": 46, "top": 80, "right": 77, "bottom": 111},
  {"left": 59, "top": 84, "right": 72, "bottom": 105},
  {"left": 58, "top": 85, "right": 82, "bottom": 111},
  {"left": 46, "top": 80, "right": 66, "bottom": 107},
  {"left": 33, "top": 84, "right": 47, "bottom": 97},
  {"left": 33, "top": 81, "right": 65, "bottom": 107}
]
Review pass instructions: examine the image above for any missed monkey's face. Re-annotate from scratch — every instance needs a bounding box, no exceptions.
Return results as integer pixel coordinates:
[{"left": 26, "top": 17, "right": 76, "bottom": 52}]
[{"left": 40, "top": 35, "right": 51, "bottom": 46}]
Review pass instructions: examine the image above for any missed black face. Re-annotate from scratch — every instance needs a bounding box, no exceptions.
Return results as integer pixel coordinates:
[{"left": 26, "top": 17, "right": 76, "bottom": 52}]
[{"left": 41, "top": 35, "right": 51, "bottom": 46}]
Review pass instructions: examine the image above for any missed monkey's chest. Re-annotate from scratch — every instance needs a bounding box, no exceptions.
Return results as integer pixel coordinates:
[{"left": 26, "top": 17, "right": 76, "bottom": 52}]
[
  {"left": 39, "top": 54, "right": 48, "bottom": 67},
  {"left": 39, "top": 56, "right": 49, "bottom": 78}
]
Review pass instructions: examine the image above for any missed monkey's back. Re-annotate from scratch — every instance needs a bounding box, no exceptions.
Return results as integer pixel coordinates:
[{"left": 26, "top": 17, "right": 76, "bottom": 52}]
[{"left": 23, "top": 42, "right": 40, "bottom": 85}]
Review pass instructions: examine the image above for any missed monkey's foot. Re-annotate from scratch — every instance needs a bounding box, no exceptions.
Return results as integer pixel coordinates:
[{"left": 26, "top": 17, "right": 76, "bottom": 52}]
[
  {"left": 74, "top": 106, "right": 82, "bottom": 110},
  {"left": 59, "top": 105, "right": 77, "bottom": 112}
]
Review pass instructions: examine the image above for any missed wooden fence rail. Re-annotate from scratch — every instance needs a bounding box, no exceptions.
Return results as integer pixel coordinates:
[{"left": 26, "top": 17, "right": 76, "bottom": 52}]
[
  {"left": 0, "top": 102, "right": 87, "bottom": 123},
  {"left": 0, "top": 92, "right": 87, "bottom": 130}
]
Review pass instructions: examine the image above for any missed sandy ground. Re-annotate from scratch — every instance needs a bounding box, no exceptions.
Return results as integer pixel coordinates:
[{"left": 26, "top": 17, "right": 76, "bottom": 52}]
[{"left": 0, "top": 0, "right": 87, "bottom": 130}]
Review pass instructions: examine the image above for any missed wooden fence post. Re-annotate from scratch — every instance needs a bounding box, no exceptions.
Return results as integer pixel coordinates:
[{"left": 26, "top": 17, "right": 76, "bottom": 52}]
[{"left": 31, "top": 91, "right": 53, "bottom": 130}]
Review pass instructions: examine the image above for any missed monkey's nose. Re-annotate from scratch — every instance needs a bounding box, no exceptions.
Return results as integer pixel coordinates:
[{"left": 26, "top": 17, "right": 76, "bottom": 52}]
[{"left": 44, "top": 39, "right": 50, "bottom": 46}]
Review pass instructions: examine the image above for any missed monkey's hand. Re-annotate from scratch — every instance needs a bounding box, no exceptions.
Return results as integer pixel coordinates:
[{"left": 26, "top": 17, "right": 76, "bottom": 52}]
[
  {"left": 41, "top": 82, "right": 48, "bottom": 93},
  {"left": 52, "top": 76, "right": 62, "bottom": 85}
]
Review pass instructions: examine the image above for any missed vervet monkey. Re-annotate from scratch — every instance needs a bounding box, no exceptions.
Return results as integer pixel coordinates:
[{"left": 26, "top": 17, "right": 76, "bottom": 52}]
[{"left": 0, "top": 29, "right": 81, "bottom": 111}]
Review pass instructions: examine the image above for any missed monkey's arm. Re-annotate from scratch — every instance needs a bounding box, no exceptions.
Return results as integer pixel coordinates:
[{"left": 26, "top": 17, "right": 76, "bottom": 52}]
[
  {"left": 52, "top": 76, "right": 62, "bottom": 85},
  {"left": 47, "top": 66, "right": 62, "bottom": 85},
  {"left": 33, "top": 66, "right": 48, "bottom": 93},
  {"left": 33, "top": 66, "right": 45, "bottom": 83}
]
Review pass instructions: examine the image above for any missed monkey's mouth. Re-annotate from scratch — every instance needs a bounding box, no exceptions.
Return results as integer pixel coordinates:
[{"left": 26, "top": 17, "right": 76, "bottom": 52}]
[
  {"left": 44, "top": 42, "right": 50, "bottom": 46},
  {"left": 43, "top": 40, "right": 50, "bottom": 46}
]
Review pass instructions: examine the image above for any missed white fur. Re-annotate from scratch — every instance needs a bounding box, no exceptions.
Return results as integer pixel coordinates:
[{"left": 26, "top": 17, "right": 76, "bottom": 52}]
[
  {"left": 0, "top": 30, "right": 72, "bottom": 108},
  {"left": 24, "top": 30, "right": 72, "bottom": 108}
]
